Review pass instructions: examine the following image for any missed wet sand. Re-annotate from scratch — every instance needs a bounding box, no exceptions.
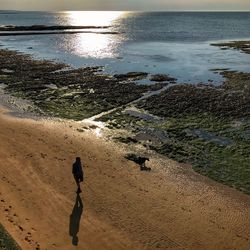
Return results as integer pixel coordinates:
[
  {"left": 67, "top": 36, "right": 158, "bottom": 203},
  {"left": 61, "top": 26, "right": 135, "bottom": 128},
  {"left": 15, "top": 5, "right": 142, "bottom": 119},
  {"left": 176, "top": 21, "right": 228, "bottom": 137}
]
[{"left": 0, "top": 107, "right": 250, "bottom": 250}]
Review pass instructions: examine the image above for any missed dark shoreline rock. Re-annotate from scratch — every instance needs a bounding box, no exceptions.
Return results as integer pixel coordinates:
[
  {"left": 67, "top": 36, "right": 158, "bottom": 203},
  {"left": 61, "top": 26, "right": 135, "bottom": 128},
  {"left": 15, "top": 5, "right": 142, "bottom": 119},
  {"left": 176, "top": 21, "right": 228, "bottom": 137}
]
[
  {"left": 211, "top": 40, "right": 250, "bottom": 54},
  {"left": 133, "top": 70, "right": 250, "bottom": 194},
  {"left": 114, "top": 72, "right": 148, "bottom": 81},
  {"left": 0, "top": 25, "right": 111, "bottom": 31},
  {"left": 0, "top": 24, "right": 119, "bottom": 37},
  {"left": 0, "top": 49, "right": 164, "bottom": 120},
  {"left": 99, "top": 68, "right": 250, "bottom": 194},
  {"left": 0, "top": 31, "right": 120, "bottom": 36},
  {"left": 150, "top": 74, "right": 176, "bottom": 82},
  {"left": 137, "top": 81, "right": 250, "bottom": 119}
]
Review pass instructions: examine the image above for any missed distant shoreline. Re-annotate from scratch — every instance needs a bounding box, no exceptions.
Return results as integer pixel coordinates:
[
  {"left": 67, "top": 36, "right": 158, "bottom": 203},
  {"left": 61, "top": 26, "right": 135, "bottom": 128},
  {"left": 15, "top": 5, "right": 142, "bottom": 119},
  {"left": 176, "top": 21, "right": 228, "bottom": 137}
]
[
  {"left": 0, "top": 30, "right": 119, "bottom": 36},
  {"left": 1, "top": 10, "right": 250, "bottom": 13},
  {"left": 0, "top": 25, "right": 110, "bottom": 31}
]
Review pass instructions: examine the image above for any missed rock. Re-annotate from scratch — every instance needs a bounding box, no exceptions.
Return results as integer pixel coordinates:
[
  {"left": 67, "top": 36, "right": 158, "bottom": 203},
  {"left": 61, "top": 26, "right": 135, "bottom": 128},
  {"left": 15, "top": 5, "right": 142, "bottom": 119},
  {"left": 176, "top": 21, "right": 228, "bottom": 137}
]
[
  {"left": 115, "top": 137, "right": 138, "bottom": 144},
  {"left": 61, "top": 91, "right": 84, "bottom": 98},
  {"left": 150, "top": 74, "right": 176, "bottom": 82},
  {"left": 211, "top": 40, "right": 250, "bottom": 54},
  {"left": 114, "top": 72, "right": 148, "bottom": 80},
  {"left": 88, "top": 88, "right": 95, "bottom": 94},
  {"left": 1, "top": 68, "right": 14, "bottom": 73},
  {"left": 45, "top": 84, "right": 58, "bottom": 89},
  {"left": 0, "top": 25, "right": 110, "bottom": 32}
]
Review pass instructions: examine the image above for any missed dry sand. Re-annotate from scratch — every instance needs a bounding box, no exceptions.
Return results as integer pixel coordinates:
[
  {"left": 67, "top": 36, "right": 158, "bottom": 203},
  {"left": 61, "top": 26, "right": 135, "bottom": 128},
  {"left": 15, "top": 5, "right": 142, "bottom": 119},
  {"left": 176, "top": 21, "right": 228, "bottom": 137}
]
[{"left": 0, "top": 107, "right": 250, "bottom": 250}]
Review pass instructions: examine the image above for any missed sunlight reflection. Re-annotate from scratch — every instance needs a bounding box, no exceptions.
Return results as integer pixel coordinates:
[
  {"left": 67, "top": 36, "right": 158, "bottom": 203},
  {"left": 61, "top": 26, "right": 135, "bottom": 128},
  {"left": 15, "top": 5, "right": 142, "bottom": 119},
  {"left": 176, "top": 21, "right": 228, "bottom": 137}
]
[
  {"left": 67, "top": 11, "right": 124, "bottom": 26},
  {"left": 78, "top": 119, "right": 105, "bottom": 138},
  {"left": 71, "top": 33, "right": 118, "bottom": 58},
  {"left": 65, "top": 11, "right": 125, "bottom": 58},
  {"left": 94, "top": 127, "right": 102, "bottom": 137}
]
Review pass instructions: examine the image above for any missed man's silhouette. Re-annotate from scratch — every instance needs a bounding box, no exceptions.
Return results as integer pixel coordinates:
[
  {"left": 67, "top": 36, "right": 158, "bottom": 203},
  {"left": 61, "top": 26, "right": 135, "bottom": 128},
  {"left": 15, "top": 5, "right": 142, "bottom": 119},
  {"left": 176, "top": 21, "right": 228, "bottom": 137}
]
[{"left": 72, "top": 157, "right": 84, "bottom": 193}]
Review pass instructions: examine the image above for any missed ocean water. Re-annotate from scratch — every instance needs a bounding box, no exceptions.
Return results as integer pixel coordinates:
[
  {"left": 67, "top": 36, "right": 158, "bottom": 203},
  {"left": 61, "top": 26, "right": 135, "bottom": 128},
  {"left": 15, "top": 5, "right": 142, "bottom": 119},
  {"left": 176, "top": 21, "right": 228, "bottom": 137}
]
[{"left": 1, "top": 11, "right": 250, "bottom": 83}]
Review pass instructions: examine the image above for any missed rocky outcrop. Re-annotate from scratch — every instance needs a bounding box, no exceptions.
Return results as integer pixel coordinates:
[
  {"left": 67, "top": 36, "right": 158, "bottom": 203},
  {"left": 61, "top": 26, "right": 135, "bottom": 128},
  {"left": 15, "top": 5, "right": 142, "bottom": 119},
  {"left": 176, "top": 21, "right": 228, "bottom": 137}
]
[
  {"left": 0, "top": 50, "right": 162, "bottom": 120},
  {"left": 114, "top": 72, "right": 148, "bottom": 80},
  {"left": 150, "top": 74, "right": 176, "bottom": 82}
]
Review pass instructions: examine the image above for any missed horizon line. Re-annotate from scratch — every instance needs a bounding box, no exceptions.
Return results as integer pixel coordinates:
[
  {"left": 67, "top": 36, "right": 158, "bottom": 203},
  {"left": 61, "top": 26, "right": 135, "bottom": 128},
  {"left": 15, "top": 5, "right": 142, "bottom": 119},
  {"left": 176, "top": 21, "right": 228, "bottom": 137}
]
[{"left": 1, "top": 9, "right": 250, "bottom": 12}]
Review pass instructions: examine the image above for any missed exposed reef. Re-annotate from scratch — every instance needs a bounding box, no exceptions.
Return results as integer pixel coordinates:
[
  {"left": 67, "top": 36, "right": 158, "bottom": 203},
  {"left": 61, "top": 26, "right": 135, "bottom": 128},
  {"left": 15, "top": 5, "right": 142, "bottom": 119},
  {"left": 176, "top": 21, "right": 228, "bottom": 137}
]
[
  {"left": 211, "top": 40, "right": 250, "bottom": 54},
  {"left": 98, "top": 69, "right": 250, "bottom": 194},
  {"left": 0, "top": 49, "right": 164, "bottom": 120},
  {"left": 150, "top": 74, "right": 176, "bottom": 82},
  {"left": 0, "top": 31, "right": 120, "bottom": 36},
  {"left": 137, "top": 83, "right": 250, "bottom": 118},
  {"left": 0, "top": 25, "right": 110, "bottom": 31},
  {"left": 137, "top": 72, "right": 250, "bottom": 193},
  {"left": 114, "top": 72, "right": 148, "bottom": 81},
  {"left": 0, "top": 25, "right": 119, "bottom": 36}
]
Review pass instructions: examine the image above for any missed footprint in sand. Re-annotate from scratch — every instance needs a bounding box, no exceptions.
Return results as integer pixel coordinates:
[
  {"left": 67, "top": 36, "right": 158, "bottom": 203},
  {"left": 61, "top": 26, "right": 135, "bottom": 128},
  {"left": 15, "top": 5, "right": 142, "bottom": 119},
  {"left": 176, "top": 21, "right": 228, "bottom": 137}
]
[
  {"left": 41, "top": 153, "right": 47, "bottom": 158},
  {"left": 24, "top": 236, "right": 31, "bottom": 243}
]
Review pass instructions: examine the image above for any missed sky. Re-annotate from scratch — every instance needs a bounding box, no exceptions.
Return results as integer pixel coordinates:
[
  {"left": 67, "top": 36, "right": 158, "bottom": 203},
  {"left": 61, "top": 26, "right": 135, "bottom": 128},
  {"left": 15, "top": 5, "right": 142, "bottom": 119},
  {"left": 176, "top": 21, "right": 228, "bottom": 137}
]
[{"left": 0, "top": 0, "right": 250, "bottom": 11}]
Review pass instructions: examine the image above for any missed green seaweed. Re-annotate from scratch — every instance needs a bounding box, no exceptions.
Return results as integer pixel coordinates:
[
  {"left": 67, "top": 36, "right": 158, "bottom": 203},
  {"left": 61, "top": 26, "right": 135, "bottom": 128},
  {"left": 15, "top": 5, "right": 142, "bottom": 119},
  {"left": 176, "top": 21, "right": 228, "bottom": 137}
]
[
  {"left": 0, "top": 49, "right": 162, "bottom": 121},
  {"left": 0, "top": 223, "right": 20, "bottom": 250}
]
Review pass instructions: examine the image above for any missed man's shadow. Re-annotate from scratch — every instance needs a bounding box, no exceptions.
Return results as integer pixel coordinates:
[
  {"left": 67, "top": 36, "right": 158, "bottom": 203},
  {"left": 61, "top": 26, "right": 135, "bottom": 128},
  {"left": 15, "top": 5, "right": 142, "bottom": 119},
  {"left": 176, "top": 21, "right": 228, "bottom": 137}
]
[{"left": 69, "top": 193, "right": 84, "bottom": 246}]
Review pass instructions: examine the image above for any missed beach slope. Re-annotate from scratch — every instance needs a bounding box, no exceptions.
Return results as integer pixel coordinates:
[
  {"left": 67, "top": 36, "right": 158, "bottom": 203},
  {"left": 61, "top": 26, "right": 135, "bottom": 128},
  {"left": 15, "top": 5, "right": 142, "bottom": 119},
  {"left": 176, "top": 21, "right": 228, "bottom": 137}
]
[{"left": 0, "top": 108, "right": 250, "bottom": 250}]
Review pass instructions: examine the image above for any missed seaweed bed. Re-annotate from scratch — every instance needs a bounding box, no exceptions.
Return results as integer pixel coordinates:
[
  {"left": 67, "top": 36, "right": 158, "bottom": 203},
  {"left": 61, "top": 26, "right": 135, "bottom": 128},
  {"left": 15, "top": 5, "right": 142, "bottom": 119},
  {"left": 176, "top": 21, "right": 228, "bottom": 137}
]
[
  {"left": 0, "top": 47, "right": 250, "bottom": 194},
  {"left": 211, "top": 40, "right": 250, "bottom": 54},
  {"left": 99, "top": 71, "right": 250, "bottom": 194},
  {"left": 0, "top": 223, "right": 20, "bottom": 250},
  {"left": 0, "top": 49, "right": 164, "bottom": 120}
]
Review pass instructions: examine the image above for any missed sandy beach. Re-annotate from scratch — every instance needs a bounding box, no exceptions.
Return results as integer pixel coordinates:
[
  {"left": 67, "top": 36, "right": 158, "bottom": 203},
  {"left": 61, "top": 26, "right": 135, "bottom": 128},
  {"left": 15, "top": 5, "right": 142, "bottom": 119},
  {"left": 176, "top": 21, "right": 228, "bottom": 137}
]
[{"left": 0, "top": 106, "right": 250, "bottom": 250}]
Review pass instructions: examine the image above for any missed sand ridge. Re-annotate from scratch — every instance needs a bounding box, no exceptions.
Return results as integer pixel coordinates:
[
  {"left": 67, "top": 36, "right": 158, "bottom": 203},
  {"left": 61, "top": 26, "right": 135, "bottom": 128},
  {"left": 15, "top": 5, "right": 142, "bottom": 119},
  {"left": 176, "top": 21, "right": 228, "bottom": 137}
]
[{"left": 0, "top": 107, "right": 250, "bottom": 250}]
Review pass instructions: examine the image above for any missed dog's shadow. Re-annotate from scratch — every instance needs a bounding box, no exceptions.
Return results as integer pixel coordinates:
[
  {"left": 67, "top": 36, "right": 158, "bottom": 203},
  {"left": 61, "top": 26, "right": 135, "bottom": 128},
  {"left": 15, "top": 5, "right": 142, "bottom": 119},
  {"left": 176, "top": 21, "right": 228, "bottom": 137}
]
[{"left": 69, "top": 193, "right": 84, "bottom": 246}]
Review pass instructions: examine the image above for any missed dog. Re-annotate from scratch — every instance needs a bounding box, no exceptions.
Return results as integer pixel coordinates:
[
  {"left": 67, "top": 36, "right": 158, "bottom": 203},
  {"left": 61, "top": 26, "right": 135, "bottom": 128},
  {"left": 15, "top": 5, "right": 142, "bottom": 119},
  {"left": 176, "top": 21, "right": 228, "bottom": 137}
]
[{"left": 137, "top": 157, "right": 151, "bottom": 171}]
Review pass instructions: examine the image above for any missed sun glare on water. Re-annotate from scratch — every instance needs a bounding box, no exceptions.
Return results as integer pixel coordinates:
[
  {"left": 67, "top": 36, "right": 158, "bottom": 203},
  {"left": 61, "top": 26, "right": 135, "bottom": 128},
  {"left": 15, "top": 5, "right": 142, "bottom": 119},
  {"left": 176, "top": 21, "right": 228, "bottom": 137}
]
[
  {"left": 64, "top": 11, "right": 125, "bottom": 58},
  {"left": 67, "top": 11, "right": 124, "bottom": 26}
]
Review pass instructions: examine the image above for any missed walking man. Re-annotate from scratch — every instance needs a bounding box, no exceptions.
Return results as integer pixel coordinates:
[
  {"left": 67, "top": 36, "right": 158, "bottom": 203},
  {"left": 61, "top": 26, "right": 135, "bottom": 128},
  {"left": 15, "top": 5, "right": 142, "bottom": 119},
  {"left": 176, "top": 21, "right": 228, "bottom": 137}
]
[{"left": 72, "top": 157, "right": 84, "bottom": 193}]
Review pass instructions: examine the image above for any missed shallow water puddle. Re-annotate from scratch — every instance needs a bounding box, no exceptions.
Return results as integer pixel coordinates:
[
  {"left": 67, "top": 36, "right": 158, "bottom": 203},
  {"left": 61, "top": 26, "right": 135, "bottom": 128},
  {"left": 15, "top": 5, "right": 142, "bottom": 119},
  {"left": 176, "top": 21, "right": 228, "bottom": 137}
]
[{"left": 184, "top": 128, "right": 233, "bottom": 146}]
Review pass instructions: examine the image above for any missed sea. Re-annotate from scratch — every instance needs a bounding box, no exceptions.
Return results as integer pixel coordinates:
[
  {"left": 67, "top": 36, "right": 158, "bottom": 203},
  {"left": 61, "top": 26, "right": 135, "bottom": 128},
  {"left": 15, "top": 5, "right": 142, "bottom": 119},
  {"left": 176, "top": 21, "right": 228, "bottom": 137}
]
[{"left": 1, "top": 11, "right": 250, "bottom": 84}]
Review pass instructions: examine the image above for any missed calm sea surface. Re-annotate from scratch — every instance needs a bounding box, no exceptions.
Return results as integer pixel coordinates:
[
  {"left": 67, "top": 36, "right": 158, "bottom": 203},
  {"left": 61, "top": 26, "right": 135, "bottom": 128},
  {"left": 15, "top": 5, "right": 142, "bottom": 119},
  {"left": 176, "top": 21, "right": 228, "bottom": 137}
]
[{"left": 1, "top": 11, "right": 250, "bottom": 83}]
